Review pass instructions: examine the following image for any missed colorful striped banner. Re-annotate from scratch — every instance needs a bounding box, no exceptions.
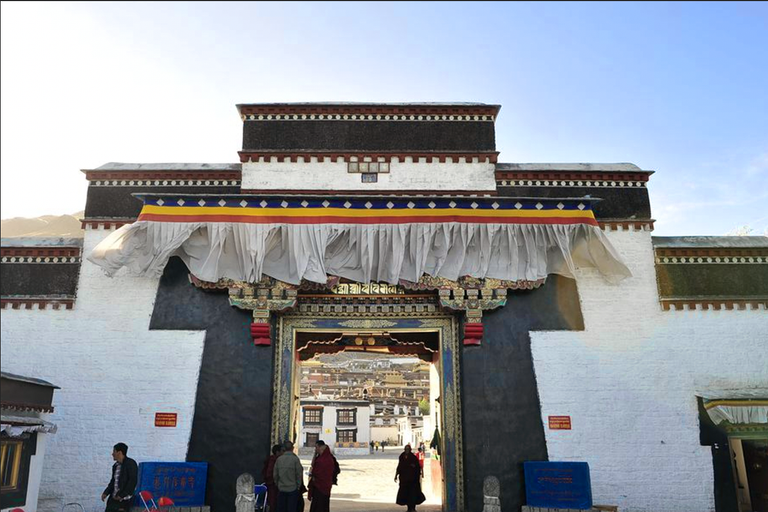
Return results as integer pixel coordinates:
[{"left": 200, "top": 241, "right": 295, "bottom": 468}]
[{"left": 136, "top": 196, "right": 598, "bottom": 226}]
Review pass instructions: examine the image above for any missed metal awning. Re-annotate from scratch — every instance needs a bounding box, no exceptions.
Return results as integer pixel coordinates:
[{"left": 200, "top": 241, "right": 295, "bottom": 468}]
[{"left": 0, "top": 413, "right": 58, "bottom": 437}]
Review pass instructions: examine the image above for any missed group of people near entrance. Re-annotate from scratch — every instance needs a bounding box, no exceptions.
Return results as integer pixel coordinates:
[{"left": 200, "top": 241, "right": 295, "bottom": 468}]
[
  {"left": 98, "top": 440, "right": 427, "bottom": 512},
  {"left": 262, "top": 441, "right": 427, "bottom": 512},
  {"left": 262, "top": 439, "right": 340, "bottom": 512}
]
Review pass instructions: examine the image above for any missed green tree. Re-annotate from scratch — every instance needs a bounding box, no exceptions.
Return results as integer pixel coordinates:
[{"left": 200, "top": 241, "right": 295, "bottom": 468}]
[{"left": 418, "top": 398, "right": 430, "bottom": 416}]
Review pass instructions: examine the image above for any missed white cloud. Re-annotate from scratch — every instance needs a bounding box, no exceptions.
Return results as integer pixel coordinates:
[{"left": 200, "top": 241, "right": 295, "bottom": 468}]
[{"left": 744, "top": 151, "right": 768, "bottom": 177}]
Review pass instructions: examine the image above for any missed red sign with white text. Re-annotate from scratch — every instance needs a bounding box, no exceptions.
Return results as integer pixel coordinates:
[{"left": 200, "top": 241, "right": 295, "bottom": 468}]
[
  {"left": 548, "top": 415, "right": 572, "bottom": 430},
  {"left": 154, "top": 412, "right": 177, "bottom": 427}
]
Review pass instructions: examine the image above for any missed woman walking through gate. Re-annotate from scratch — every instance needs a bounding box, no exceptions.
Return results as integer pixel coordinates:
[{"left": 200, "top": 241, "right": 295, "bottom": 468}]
[
  {"left": 394, "top": 444, "right": 426, "bottom": 512},
  {"left": 308, "top": 440, "right": 337, "bottom": 512}
]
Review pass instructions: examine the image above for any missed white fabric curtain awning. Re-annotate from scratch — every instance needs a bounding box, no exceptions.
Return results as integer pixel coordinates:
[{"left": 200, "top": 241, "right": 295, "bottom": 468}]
[
  {"left": 700, "top": 389, "right": 768, "bottom": 426},
  {"left": 705, "top": 403, "right": 768, "bottom": 425},
  {"left": 88, "top": 195, "right": 632, "bottom": 285}
]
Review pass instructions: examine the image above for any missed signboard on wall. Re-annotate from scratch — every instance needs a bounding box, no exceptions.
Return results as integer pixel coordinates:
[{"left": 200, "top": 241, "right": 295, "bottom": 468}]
[
  {"left": 155, "top": 412, "right": 178, "bottom": 427},
  {"left": 524, "top": 461, "right": 592, "bottom": 509},
  {"left": 135, "top": 462, "right": 208, "bottom": 506},
  {"left": 548, "top": 415, "right": 572, "bottom": 430}
]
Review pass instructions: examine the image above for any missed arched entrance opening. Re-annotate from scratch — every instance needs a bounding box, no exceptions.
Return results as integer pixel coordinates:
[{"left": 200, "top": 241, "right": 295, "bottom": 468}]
[
  {"left": 295, "top": 332, "right": 442, "bottom": 510},
  {"left": 271, "top": 314, "right": 463, "bottom": 511}
]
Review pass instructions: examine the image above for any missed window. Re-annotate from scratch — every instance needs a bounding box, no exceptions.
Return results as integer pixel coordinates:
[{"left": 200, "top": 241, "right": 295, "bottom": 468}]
[
  {"left": 337, "top": 409, "right": 356, "bottom": 426},
  {"left": 303, "top": 408, "right": 322, "bottom": 425},
  {"left": 0, "top": 434, "right": 35, "bottom": 509},
  {"left": 337, "top": 429, "right": 356, "bottom": 443},
  {"left": 305, "top": 433, "right": 319, "bottom": 448},
  {"left": 1, "top": 439, "right": 23, "bottom": 491}
]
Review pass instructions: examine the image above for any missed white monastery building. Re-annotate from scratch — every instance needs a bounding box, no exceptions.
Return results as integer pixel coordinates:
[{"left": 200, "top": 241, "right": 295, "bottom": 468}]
[{"left": 1, "top": 102, "right": 766, "bottom": 512}]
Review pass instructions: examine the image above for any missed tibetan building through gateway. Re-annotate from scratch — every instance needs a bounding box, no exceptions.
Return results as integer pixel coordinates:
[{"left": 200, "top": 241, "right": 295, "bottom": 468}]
[{"left": 1, "top": 102, "right": 767, "bottom": 512}]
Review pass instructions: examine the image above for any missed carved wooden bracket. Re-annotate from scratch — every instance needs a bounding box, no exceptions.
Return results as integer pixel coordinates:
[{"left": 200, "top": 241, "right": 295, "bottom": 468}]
[
  {"left": 190, "top": 273, "right": 545, "bottom": 346},
  {"left": 228, "top": 278, "right": 298, "bottom": 346},
  {"left": 422, "top": 277, "right": 545, "bottom": 345}
]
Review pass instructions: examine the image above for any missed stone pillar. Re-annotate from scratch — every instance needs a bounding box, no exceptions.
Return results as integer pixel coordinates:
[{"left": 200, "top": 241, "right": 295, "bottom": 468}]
[
  {"left": 235, "top": 473, "right": 255, "bottom": 512},
  {"left": 482, "top": 476, "right": 501, "bottom": 512}
]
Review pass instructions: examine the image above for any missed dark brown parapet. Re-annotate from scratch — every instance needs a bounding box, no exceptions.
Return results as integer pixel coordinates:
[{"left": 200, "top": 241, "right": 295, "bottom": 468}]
[
  {"left": 238, "top": 103, "right": 500, "bottom": 153},
  {"left": 1, "top": 238, "right": 83, "bottom": 310},
  {"left": 81, "top": 163, "right": 242, "bottom": 221},
  {"left": 496, "top": 163, "right": 654, "bottom": 223},
  {"left": 653, "top": 236, "right": 768, "bottom": 311}
]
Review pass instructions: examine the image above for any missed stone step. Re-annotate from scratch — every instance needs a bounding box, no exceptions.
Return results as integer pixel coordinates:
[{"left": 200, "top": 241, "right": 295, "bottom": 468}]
[
  {"left": 521, "top": 507, "right": 618, "bottom": 512},
  {"left": 131, "top": 507, "right": 210, "bottom": 512}
]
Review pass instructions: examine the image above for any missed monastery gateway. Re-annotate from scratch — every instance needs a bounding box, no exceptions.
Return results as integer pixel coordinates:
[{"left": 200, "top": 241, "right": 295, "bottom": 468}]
[{"left": 1, "top": 103, "right": 767, "bottom": 512}]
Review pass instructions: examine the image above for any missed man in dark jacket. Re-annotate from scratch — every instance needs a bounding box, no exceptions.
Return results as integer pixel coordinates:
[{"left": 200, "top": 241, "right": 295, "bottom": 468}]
[{"left": 101, "top": 442, "right": 138, "bottom": 512}]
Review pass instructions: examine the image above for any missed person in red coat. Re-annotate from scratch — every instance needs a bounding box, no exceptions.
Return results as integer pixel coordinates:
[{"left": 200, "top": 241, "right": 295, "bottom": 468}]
[
  {"left": 262, "top": 444, "right": 283, "bottom": 512},
  {"left": 308, "top": 441, "right": 337, "bottom": 512},
  {"left": 395, "top": 444, "right": 426, "bottom": 512}
]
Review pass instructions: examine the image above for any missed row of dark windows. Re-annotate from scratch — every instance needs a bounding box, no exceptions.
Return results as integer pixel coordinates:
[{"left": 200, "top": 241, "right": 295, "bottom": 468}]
[
  {"left": 302, "top": 407, "right": 357, "bottom": 426},
  {"left": 304, "top": 429, "right": 357, "bottom": 447}
]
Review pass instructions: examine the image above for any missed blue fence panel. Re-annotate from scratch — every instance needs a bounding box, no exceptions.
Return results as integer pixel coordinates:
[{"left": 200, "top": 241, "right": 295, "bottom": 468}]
[{"left": 135, "top": 462, "right": 208, "bottom": 507}]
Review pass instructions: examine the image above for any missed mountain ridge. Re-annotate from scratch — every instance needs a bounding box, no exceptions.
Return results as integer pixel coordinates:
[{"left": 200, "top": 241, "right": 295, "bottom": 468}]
[{"left": 1, "top": 212, "right": 85, "bottom": 238}]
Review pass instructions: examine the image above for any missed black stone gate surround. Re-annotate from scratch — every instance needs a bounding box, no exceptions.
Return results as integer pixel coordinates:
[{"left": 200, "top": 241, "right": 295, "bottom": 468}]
[
  {"left": 461, "top": 274, "right": 584, "bottom": 512},
  {"left": 149, "top": 258, "right": 274, "bottom": 512},
  {"left": 150, "top": 257, "right": 585, "bottom": 512}
]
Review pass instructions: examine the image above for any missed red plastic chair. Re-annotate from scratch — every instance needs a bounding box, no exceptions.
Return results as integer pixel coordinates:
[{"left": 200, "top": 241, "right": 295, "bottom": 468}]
[
  {"left": 138, "top": 491, "right": 158, "bottom": 512},
  {"left": 157, "top": 497, "right": 175, "bottom": 509}
]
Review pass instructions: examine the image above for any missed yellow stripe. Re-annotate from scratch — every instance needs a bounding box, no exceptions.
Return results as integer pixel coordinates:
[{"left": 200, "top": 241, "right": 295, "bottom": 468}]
[
  {"left": 704, "top": 399, "right": 768, "bottom": 410},
  {"left": 140, "top": 205, "right": 594, "bottom": 219}
]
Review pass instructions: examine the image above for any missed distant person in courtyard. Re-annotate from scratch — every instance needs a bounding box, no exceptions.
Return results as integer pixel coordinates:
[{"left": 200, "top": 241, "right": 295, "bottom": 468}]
[
  {"left": 395, "top": 444, "right": 426, "bottom": 512},
  {"left": 416, "top": 446, "right": 425, "bottom": 477},
  {"left": 101, "top": 442, "right": 138, "bottom": 512},
  {"left": 307, "top": 440, "right": 338, "bottom": 512},
  {"left": 375, "top": 441, "right": 380, "bottom": 452},
  {"left": 274, "top": 440, "right": 304, "bottom": 512},
  {"left": 369, "top": 440, "right": 374, "bottom": 453},
  {"left": 263, "top": 443, "right": 283, "bottom": 512},
  {"left": 381, "top": 440, "right": 386, "bottom": 451}
]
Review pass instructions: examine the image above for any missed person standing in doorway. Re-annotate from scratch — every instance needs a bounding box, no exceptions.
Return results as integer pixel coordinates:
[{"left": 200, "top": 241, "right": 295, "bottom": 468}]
[
  {"left": 307, "top": 440, "right": 337, "bottom": 512},
  {"left": 273, "top": 440, "right": 304, "bottom": 512},
  {"left": 101, "top": 443, "right": 138, "bottom": 512},
  {"left": 263, "top": 444, "right": 283, "bottom": 512},
  {"left": 395, "top": 444, "right": 426, "bottom": 512}
]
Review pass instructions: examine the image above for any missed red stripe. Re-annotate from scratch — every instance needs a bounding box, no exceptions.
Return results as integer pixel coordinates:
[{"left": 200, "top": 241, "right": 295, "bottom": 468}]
[{"left": 137, "top": 213, "right": 598, "bottom": 226}]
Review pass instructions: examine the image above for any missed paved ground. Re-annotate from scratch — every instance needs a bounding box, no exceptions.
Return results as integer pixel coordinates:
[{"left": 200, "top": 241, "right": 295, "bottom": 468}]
[{"left": 299, "top": 447, "right": 442, "bottom": 512}]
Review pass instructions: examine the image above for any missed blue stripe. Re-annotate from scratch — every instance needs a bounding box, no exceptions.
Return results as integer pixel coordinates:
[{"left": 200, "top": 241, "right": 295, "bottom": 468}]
[{"left": 142, "top": 197, "right": 595, "bottom": 212}]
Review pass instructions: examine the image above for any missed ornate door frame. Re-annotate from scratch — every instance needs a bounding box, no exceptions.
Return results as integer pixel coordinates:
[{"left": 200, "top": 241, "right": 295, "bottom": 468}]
[{"left": 270, "top": 314, "right": 465, "bottom": 512}]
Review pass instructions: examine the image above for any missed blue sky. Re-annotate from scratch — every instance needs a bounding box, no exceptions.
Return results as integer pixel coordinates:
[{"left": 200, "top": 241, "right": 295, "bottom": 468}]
[{"left": 2, "top": 1, "right": 766, "bottom": 236}]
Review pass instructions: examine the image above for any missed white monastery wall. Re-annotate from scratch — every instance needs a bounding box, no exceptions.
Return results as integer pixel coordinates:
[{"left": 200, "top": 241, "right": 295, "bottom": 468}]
[
  {"left": 25, "top": 433, "right": 49, "bottom": 512},
  {"left": 0, "top": 228, "right": 207, "bottom": 512},
  {"left": 321, "top": 407, "right": 337, "bottom": 447},
  {"left": 370, "top": 425, "right": 399, "bottom": 443},
  {"left": 530, "top": 229, "right": 768, "bottom": 512},
  {"left": 241, "top": 160, "right": 497, "bottom": 191}
]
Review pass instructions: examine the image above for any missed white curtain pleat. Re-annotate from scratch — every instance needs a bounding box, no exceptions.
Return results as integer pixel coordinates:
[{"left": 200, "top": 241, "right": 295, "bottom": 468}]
[{"left": 88, "top": 221, "right": 632, "bottom": 285}]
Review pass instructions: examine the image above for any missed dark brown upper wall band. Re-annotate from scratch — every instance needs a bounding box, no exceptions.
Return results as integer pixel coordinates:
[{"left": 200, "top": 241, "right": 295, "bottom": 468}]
[{"left": 242, "top": 120, "right": 497, "bottom": 152}]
